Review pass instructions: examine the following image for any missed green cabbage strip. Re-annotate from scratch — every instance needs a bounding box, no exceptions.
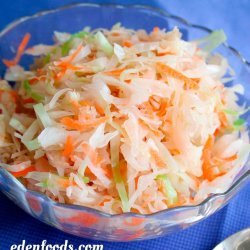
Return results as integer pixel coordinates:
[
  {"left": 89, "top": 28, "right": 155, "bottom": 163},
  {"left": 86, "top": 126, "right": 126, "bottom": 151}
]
[
  {"left": 33, "top": 103, "right": 52, "bottom": 127},
  {"left": 223, "top": 109, "right": 239, "bottom": 116},
  {"left": 23, "top": 80, "right": 44, "bottom": 102},
  {"left": 43, "top": 53, "right": 51, "bottom": 64},
  {"left": 95, "top": 31, "right": 113, "bottom": 56},
  {"left": 9, "top": 117, "right": 26, "bottom": 134},
  {"left": 199, "top": 30, "right": 227, "bottom": 53},
  {"left": 110, "top": 133, "right": 130, "bottom": 212},
  {"left": 233, "top": 118, "right": 246, "bottom": 130},
  {"left": 61, "top": 31, "right": 89, "bottom": 56},
  {"left": 22, "top": 138, "right": 41, "bottom": 151},
  {"left": 82, "top": 176, "right": 90, "bottom": 184},
  {"left": 156, "top": 174, "right": 178, "bottom": 206}
]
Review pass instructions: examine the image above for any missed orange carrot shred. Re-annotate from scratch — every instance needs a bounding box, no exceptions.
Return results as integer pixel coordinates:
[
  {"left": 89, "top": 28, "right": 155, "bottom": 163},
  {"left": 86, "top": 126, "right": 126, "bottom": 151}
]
[
  {"left": 223, "top": 154, "right": 237, "bottom": 162},
  {"left": 111, "top": 32, "right": 120, "bottom": 37},
  {"left": 157, "top": 99, "right": 169, "bottom": 117},
  {"left": 22, "top": 97, "right": 35, "bottom": 104},
  {"left": 156, "top": 51, "right": 175, "bottom": 56},
  {"left": 218, "top": 111, "right": 228, "bottom": 128},
  {"left": 79, "top": 100, "right": 93, "bottom": 106},
  {"left": 11, "top": 165, "right": 36, "bottom": 178},
  {"left": 122, "top": 40, "right": 133, "bottom": 47},
  {"left": 202, "top": 135, "right": 215, "bottom": 181},
  {"left": 94, "top": 103, "right": 105, "bottom": 115},
  {"left": 63, "top": 135, "right": 74, "bottom": 157},
  {"left": 3, "top": 33, "right": 31, "bottom": 67},
  {"left": 58, "top": 178, "right": 78, "bottom": 189},
  {"left": 150, "top": 149, "right": 165, "bottom": 168},
  {"left": 65, "top": 44, "right": 83, "bottom": 63},
  {"left": 60, "top": 116, "right": 106, "bottom": 131},
  {"left": 153, "top": 26, "right": 160, "bottom": 33},
  {"left": 103, "top": 165, "right": 113, "bottom": 178},
  {"left": 156, "top": 62, "right": 198, "bottom": 89},
  {"left": 104, "top": 68, "right": 125, "bottom": 76}
]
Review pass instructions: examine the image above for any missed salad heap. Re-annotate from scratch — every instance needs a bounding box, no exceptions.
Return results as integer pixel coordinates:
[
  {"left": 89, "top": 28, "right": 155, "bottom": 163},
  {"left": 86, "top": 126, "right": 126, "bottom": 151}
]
[{"left": 0, "top": 24, "right": 249, "bottom": 214}]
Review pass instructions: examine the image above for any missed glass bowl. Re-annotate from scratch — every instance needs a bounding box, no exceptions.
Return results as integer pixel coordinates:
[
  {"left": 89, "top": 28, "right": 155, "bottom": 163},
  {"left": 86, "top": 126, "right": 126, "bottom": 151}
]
[{"left": 0, "top": 3, "right": 249, "bottom": 242}]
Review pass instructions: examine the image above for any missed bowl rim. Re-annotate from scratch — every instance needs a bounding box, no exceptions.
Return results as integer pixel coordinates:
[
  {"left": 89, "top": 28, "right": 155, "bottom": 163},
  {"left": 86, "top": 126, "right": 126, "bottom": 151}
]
[
  {"left": 0, "top": 3, "right": 249, "bottom": 67},
  {"left": 0, "top": 3, "right": 249, "bottom": 218}
]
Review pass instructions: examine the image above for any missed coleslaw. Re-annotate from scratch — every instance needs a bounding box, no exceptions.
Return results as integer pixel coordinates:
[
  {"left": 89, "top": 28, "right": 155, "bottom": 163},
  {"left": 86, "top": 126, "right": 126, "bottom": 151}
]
[{"left": 0, "top": 24, "right": 249, "bottom": 214}]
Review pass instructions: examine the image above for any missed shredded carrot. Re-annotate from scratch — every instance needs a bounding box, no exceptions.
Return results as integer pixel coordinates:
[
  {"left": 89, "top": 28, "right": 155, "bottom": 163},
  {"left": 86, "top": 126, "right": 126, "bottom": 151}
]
[
  {"left": 120, "top": 161, "right": 127, "bottom": 179},
  {"left": 156, "top": 62, "right": 198, "bottom": 89},
  {"left": 169, "top": 148, "right": 180, "bottom": 156},
  {"left": 3, "top": 33, "right": 31, "bottom": 67},
  {"left": 79, "top": 100, "right": 93, "bottom": 106},
  {"left": 111, "top": 32, "right": 120, "bottom": 37},
  {"left": 153, "top": 27, "right": 160, "bottom": 33},
  {"left": 29, "top": 76, "right": 46, "bottom": 85},
  {"left": 55, "top": 63, "right": 82, "bottom": 80},
  {"left": 63, "top": 135, "right": 74, "bottom": 158},
  {"left": 202, "top": 135, "right": 215, "bottom": 181},
  {"left": 135, "top": 175, "right": 140, "bottom": 189},
  {"left": 60, "top": 116, "right": 106, "bottom": 131},
  {"left": 11, "top": 165, "right": 36, "bottom": 178},
  {"left": 58, "top": 178, "right": 77, "bottom": 189},
  {"left": 213, "top": 154, "right": 238, "bottom": 164},
  {"left": 58, "top": 61, "right": 81, "bottom": 71},
  {"left": 55, "top": 69, "right": 66, "bottom": 81},
  {"left": 85, "top": 166, "right": 97, "bottom": 180},
  {"left": 29, "top": 78, "right": 39, "bottom": 85},
  {"left": 157, "top": 99, "right": 169, "bottom": 117},
  {"left": 65, "top": 44, "right": 83, "bottom": 63},
  {"left": 150, "top": 149, "right": 165, "bottom": 168},
  {"left": 103, "top": 165, "right": 113, "bottom": 178},
  {"left": 223, "top": 154, "right": 237, "bottom": 162},
  {"left": 201, "top": 135, "right": 237, "bottom": 181},
  {"left": 218, "top": 111, "right": 228, "bottom": 129},
  {"left": 122, "top": 40, "right": 133, "bottom": 47},
  {"left": 124, "top": 79, "right": 131, "bottom": 84},
  {"left": 54, "top": 44, "right": 84, "bottom": 80},
  {"left": 149, "top": 96, "right": 160, "bottom": 110},
  {"left": 82, "top": 144, "right": 102, "bottom": 166},
  {"left": 104, "top": 68, "right": 125, "bottom": 76},
  {"left": 22, "top": 97, "right": 35, "bottom": 104},
  {"left": 156, "top": 51, "right": 175, "bottom": 56},
  {"left": 94, "top": 103, "right": 105, "bottom": 115}
]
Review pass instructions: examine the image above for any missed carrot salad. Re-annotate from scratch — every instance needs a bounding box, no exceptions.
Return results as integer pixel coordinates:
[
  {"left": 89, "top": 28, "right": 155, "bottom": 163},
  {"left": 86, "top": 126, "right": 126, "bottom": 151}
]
[{"left": 0, "top": 24, "right": 249, "bottom": 214}]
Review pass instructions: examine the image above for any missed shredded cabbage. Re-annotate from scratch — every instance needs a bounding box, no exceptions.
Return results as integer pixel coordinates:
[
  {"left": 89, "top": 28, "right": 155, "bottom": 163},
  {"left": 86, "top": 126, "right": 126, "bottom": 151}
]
[
  {"left": 156, "top": 175, "right": 178, "bottom": 206},
  {"left": 23, "top": 80, "right": 44, "bottom": 102},
  {"left": 110, "top": 134, "right": 130, "bottom": 212},
  {"left": 95, "top": 31, "right": 113, "bottom": 56},
  {"left": 9, "top": 117, "right": 26, "bottom": 134},
  {"left": 0, "top": 25, "right": 249, "bottom": 215},
  {"left": 198, "top": 30, "right": 227, "bottom": 53},
  {"left": 34, "top": 103, "right": 52, "bottom": 128}
]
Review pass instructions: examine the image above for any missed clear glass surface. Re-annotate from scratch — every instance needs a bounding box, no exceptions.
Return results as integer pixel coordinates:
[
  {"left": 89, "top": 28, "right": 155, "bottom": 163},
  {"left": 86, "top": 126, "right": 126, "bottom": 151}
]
[{"left": 0, "top": 3, "right": 249, "bottom": 241}]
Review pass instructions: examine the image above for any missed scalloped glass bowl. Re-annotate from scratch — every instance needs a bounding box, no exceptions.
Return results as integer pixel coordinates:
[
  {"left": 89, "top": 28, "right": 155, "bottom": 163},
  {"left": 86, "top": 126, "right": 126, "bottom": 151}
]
[{"left": 0, "top": 4, "right": 249, "bottom": 242}]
